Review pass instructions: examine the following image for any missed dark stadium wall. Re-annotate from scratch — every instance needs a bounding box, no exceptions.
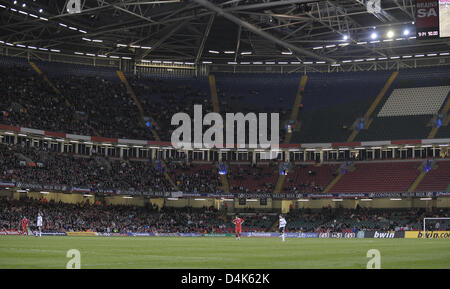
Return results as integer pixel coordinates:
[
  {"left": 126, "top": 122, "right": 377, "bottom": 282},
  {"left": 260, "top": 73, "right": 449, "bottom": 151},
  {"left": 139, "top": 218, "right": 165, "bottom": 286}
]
[
  {"left": 105, "top": 195, "right": 146, "bottom": 207},
  {"left": 164, "top": 198, "right": 215, "bottom": 208},
  {"left": 22, "top": 191, "right": 95, "bottom": 205}
]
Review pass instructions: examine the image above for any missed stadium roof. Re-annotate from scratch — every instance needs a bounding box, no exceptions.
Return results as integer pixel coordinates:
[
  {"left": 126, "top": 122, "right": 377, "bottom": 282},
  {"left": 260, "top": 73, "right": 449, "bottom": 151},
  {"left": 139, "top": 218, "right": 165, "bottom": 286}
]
[{"left": 0, "top": 0, "right": 449, "bottom": 67}]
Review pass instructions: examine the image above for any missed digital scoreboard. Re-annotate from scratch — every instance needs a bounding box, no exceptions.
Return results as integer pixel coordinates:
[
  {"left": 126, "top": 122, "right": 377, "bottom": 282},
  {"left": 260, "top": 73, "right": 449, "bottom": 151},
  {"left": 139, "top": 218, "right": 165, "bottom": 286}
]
[{"left": 416, "top": 0, "right": 450, "bottom": 39}]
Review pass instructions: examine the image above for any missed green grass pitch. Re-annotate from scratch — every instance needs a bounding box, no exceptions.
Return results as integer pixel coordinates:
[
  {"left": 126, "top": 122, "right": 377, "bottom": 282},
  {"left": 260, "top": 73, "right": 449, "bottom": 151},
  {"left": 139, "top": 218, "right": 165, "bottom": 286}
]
[{"left": 1, "top": 236, "right": 450, "bottom": 269}]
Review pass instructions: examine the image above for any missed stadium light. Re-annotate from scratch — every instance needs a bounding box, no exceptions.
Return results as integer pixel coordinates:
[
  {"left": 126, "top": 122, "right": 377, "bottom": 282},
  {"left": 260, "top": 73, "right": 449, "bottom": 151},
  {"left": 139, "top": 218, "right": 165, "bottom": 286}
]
[
  {"left": 386, "top": 30, "right": 394, "bottom": 38},
  {"left": 370, "top": 32, "right": 378, "bottom": 40},
  {"left": 342, "top": 34, "right": 348, "bottom": 41},
  {"left": 403, "top": 29, "right": 410, "bottom": 36}
]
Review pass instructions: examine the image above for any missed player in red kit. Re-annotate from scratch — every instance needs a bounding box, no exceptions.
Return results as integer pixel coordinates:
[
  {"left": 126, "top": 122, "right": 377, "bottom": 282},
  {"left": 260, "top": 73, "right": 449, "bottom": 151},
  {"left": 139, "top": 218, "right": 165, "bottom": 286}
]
[
  {"left": 232, "top": 216, "right": 244, "bottom": 240},
  {"left": 21, "top": 216, "right": 29, "bottom": 236}
]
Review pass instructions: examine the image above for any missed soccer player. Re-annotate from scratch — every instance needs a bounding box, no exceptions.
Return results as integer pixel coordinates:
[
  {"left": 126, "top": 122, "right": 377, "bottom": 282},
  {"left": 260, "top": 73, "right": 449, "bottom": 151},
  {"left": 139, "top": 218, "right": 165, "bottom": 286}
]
[
  {"left": 232, "top": 215, "right": 244, "bottom": 240},
  {"left": 36, "top": 212, "right": 43, "bottom": 237},
  {"left": 21, "top": 216, "right": 29, "bottom": 236},
  {"left": 279, "top": 214, "right": 287, "bottom": 242}
]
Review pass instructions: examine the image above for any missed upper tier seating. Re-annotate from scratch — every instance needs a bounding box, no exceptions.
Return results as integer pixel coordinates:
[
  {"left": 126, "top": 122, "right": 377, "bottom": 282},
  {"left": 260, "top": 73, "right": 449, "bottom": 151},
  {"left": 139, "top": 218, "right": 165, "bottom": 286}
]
[
  {"left": 357, "top": 66, "right": 450, "bottom": 141},
  {"left": 290, "top": 70, "right": 391, "bottom": 143},
  {"left": 2, "top": 55, "right": 450, "bottom": 143},
  {"left": 377, "top": 86, "right": 450, "bottom": 117},
  {"left": 127, "top": 74, "right": 214, "bottom": 141}
]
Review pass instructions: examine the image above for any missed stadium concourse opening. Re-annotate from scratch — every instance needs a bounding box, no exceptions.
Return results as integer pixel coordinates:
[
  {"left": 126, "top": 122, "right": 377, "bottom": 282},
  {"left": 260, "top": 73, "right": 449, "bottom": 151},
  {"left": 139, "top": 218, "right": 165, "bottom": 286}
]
[{"left": 0, "top": 0, "right": 450, "bottom": 271}]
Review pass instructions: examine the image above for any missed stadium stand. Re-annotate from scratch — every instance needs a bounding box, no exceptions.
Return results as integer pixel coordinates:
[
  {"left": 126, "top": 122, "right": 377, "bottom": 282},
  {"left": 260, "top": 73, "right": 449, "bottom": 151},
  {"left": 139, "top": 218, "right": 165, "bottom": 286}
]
[
  {"left": 228, "top": 163, "right": 279, "bottom": 194},
  {"left": 329, "top": 161, "right": 422, "bottom": 193},
  {"left": 1, "top": 197, "right": 448, "bottom": 233},
  {"left": 415, "top": 161, "right": 450, "bottom": 192},
  {"left": 357, "top": 67, "right": 450, "bottom": 141},
  {"left": 283, "top": 163, "right": 339, "bottom": 193},
  {"left": 2, "top": 56, "right": 450, "bottom": 144},
  {"left": 0, "top": 143, "right": 175, "bottom": 193},
  {"left": 168, "top": 162, "right": 223, "bottom": 194},
  {"left": 286, "top": 207, "right": 450, "bottom": 232},
  {"left": 290, "top": 70, "right": 392, "bottom": 143}
]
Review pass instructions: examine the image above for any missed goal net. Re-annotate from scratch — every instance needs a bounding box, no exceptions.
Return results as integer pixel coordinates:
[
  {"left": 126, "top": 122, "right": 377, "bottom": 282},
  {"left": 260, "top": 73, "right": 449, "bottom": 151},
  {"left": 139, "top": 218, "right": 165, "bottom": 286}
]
[{"left": 422, "top": 217, "right": 450, "bottom": 239}]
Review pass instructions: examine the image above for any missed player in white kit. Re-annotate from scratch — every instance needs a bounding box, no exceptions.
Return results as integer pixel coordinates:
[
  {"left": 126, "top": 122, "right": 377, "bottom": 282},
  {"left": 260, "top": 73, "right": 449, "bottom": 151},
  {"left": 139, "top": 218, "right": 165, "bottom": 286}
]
[
  {"left": 279, "top": 214, "right": 287, "bottom": 242},
  {"left": 36, "top": 212, "right": 43, "bottom": 237}
]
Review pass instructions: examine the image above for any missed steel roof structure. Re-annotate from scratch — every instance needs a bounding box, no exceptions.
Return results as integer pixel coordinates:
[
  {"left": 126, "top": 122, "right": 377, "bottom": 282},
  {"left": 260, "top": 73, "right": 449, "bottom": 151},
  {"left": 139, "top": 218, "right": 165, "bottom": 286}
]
[{"left": 0, "top": 0, "right": 449, "bottom": 72}]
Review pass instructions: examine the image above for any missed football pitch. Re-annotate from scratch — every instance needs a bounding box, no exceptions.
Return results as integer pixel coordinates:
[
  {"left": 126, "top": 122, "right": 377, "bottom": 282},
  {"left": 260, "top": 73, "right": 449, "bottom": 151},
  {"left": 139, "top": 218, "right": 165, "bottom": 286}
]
[{"left": 1, "top": 236, "right": 450, "bottom": 269}]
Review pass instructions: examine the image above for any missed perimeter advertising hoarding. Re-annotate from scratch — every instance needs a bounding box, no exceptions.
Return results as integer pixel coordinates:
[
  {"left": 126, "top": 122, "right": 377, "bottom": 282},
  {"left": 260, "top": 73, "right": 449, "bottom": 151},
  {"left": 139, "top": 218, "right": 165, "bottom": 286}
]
[
  {"left": 243, "top": 232, "right": 318, "bottom": 238},
  {"left": 405, "top": 231, "right": 450, "bottom": 238},
  {"left": 318, "top": 232, "right": 356, "bottom": 238},
  {"left": 364, "top": 231, "right": 405, "bottom": 238}
]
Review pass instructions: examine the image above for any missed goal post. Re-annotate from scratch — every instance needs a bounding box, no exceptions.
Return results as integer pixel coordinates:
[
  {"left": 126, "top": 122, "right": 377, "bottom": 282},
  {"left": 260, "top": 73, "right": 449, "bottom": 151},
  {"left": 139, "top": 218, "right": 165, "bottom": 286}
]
[{"left": 423, "top": 217, "right": 450, "bottom": 238}]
